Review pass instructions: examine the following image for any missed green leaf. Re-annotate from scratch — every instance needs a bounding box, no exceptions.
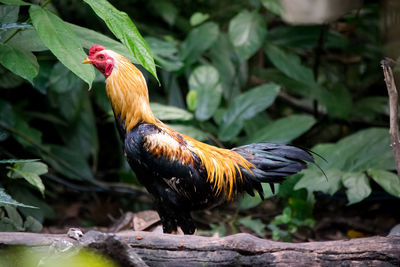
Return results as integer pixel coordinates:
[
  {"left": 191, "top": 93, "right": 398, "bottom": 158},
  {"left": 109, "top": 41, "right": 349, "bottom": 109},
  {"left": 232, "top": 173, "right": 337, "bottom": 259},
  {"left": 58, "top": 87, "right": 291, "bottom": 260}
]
[
  {"left": 24, "top": 216, "right": 43, "bottom": 232},
  {"left": 264, "top": 42, "right": 315, "bottom": 85},
  {"left": 7, "top": 162, "right": 47, "bottom": 196},
  {"left": 188, "top": 65, "right": 222, "bottom": 121},
  {"left": 82, "top": 0, "right": 158, "bottom": 82},
  {"left": 368, "top": 169, "right": 400, "bottom": 198},
  {"left": 342, "top": 172, "right": 371, "bottom": 205},
  {"left": 29, "top": 6, "right": 95, "bottom": 88},
  {"left": 0, "top": 5, "right": 18, "bottom": 23},
  {"left": 218, "top": 83, "right": 280, "bottom": 141},
  {"left": 190, "top": 12, "right": 210, "bottom": 26},
  {"left": 4, "top": 206, "right": 23, "bottom": 228},
  {"left": 238, "top": 216, "right": 266, "bottom": 237},
  {"left": 186, "top": 90, "right": 197, "bottom": 111},
  {"left": 0, "top": 188, "right": 37, "bottom": 208},
  {"left": 6, "top": 185, "right": 54, "bottom": 222},
  {"left": 229, "top": 10, "right": 267, "bottom": 61},
  {"left": 0, "top": 44, "right": 39, "bottom": 84},
  {"left": 168, "top": 124, "right": 209, "bottom": 141},
  {"left": 68, "top": 23, "right": 134, "bottom": 63},
  {"left": 246, "top": 115, "right": 316, "bottom": 144},
  {"left": 0, "top": 0, "right": 31, "bottom": 5},
  {"left": 295, "top": 168, "right": 343, "bottom": 196},
  {"left": 180, "top": 22, "right": 219, "bottom": 65},
  {"left": 6, "top": 28, "right": 48, "bottom": 52},
  {"left": 150, "top": 103, "right": 193, "bottom": 121},
  {"left": 260, "top": 0, "right": 283, "bottom": 16}
]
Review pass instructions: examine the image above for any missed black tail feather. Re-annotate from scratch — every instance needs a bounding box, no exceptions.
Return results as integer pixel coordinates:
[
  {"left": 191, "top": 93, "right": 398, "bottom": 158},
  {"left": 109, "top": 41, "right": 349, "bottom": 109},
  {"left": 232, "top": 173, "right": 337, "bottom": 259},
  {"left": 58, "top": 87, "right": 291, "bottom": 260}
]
[{"left": 233, "top": 143, "right": 317, "bottom": 197}]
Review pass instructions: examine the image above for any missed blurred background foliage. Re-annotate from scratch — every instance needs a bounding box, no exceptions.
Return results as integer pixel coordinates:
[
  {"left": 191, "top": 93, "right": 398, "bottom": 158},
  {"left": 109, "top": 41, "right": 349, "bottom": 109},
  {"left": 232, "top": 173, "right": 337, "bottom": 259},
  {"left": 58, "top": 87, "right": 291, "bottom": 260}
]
[{"left": 0, "top": 0, "right": 399, "bottom": 241}]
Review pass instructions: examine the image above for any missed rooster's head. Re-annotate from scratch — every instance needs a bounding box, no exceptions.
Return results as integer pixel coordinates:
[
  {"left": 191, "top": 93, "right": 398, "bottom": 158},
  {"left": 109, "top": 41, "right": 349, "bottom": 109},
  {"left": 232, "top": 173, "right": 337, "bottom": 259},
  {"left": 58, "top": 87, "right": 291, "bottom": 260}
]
[{"left": 82, "top": 45, "right": 115, "bottom": 78}]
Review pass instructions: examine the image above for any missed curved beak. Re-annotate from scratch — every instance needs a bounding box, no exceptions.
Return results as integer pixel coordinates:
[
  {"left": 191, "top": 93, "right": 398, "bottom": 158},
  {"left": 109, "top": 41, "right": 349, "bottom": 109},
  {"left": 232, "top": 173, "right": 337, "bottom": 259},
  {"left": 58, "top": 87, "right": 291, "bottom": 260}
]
[{"left": 82, "top": 58, "right": 92, "bottom": 64}]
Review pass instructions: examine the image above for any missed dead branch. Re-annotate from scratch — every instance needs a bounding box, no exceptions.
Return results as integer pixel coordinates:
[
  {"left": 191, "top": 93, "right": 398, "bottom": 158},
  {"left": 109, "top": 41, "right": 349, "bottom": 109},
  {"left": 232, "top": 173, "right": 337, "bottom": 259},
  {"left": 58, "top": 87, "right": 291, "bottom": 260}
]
[
  {"left": 381, "top": 58, "right": 400, "bottom": 180},
  {"left": 0, "top": 231, "right": 399, "bottom": 266}
]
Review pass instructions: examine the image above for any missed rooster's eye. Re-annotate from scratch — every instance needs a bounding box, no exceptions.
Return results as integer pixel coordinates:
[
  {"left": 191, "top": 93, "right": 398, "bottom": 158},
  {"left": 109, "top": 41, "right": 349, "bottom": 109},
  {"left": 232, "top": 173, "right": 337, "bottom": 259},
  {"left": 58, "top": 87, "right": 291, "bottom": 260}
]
[{"left": 98, "top": 55, "right": 104, "bottom": 60}]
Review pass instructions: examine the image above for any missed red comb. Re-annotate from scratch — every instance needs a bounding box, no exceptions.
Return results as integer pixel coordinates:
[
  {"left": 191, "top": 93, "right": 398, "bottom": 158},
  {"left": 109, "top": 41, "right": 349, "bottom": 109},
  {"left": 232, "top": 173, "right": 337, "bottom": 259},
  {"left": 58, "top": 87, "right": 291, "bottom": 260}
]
[{"left": 88, "top": 45, "right": 106, "bottom": 56}]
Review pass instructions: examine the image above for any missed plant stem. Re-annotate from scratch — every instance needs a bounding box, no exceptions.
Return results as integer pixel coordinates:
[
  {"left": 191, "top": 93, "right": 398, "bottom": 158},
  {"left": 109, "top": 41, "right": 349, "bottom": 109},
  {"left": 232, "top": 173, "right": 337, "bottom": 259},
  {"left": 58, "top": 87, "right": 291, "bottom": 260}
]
[{"left": 4, "top": 0, "right": 52, "bottom": 44}]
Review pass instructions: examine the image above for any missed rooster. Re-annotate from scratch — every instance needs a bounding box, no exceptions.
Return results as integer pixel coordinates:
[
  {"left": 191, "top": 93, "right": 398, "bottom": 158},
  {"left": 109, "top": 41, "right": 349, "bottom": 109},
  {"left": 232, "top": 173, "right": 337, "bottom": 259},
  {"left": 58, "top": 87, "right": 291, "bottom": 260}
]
[{"left": 83, "top": 45, "right": 316, "bottom": 235}]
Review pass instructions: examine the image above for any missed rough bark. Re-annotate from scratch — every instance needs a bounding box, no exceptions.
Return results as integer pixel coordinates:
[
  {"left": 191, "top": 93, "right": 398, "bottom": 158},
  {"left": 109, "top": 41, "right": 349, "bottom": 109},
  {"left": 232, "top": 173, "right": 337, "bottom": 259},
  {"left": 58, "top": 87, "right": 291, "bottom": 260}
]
[
  {"left": 0, "top": 231, "right": 399, "bottom": 266},
  {"left": 381, "top": 58, "right": 400, "bottom": 180}
]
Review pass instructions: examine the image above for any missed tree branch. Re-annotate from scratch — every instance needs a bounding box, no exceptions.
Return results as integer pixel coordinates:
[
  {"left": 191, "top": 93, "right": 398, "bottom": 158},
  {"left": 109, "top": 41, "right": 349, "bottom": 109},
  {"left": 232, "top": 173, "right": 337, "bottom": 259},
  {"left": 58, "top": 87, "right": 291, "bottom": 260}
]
[
  {"left": 1, "top": 231, "right": 399, "bottom": 266},
  {"left": 381, "top": 58, "right": 400, "bottom": 180}
]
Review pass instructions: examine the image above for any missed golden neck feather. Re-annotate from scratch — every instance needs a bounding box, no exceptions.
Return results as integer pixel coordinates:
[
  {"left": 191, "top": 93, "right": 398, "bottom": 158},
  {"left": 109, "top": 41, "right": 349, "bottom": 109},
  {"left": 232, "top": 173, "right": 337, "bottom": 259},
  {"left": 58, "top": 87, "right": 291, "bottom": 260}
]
[{"left": 105, "top": 51, "right": 157, "bottom": 132}]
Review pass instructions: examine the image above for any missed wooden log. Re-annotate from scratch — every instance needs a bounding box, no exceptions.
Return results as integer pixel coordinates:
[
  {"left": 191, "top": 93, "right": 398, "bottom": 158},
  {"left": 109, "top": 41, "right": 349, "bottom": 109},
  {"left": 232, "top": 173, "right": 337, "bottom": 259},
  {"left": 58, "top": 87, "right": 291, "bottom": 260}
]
[{"left": 0, "top": 231, "right": 399, "bottom": 266}]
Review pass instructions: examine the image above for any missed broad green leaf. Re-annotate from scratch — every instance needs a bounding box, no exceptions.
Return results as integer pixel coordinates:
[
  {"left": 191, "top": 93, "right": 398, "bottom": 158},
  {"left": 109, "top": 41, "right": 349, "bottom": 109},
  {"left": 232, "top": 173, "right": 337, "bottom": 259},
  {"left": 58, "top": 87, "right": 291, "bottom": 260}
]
[
  {"left": 218, "top": 83, "right": 280, "bottom": 141},
  {"left": 303, "top": 128, "right": 394, "bottom": 173},
  {"left": 0, "top": 188, "right": 37, "bottom": 208},
  {"left": 180, "top": 22, "right": 219, "bottom": 65},
  {"left": 68, "top": 23, "right": 134, "bottom": 63},
  {"left": 246, "top": 115, "right": 316, "bottom": 144},
  {"left": 6, "top": 28, "right": 48, "bottom": 52},
  {"left": 342, "top": 172, "right": 371, "bottom": 205},
  {"left": 0, "top": 217, "right": 23, "bottom": 231},
  {"left": 229, "top": 10, "right": 267, "bottom": 61},
  {"left": 264, "top": 42, "right": 315, "bottom": 85},
  {"left": 7, "top": 162, "right": 47, "bottom": 196},
  {"left": 0, "top": 65, "right": 24, "bottom": 89},
  {"left": 260, "top": 0, "right": 283, "bottom": 16},
  {"left": 0, "top": 0, "right": 31, "bottom": 5},
  {"left": 186, "top": 90, "right": 197, "bottom": 111},
  {"left": 82, "top": 0, "right": 158, "bottom": 82},
  {"left": 368, "top": 169, "right": 400, "bottom": 198},
  {"left": 296, "top": 128, "right": 395, "bottom": 203},
  {"left": 190, "top": 12, "right": 210, "bottom": 26},
  {"left": 29, "top": 6, "right": 95, "bottom": 88},
  {"left": 168, "top": 124, "right": 208, "bottom": 141},
  {"left": 0, "top": 44, "right": 39, "bottom": 84},
  {"left": 150, "top": 103, "right": 193, "bottom": 121},
  {"left": 4, "top": 206, "right": 23, "bottom": 228},
  {"left": 6, "top": 185, "right": 54, "bottom": 222},
  {"left": 24, "top": 216, "right": 43, "bottom": 232},
  {"left": 295, "top": 168, "right": 342, "bottom": 196},
  {"left": 0, "top": 5, "right": 18, "bottom": 23},
  {"left": 188, "top": 65, "right": 222, "bottom": 121}
]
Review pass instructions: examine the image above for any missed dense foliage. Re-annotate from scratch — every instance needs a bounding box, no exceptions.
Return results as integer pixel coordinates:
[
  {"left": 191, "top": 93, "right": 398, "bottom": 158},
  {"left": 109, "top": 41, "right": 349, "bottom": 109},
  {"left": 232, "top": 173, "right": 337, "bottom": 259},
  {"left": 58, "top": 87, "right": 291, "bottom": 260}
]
[{"left": 0, "top": 0, "right": 399, "bottom": 240}]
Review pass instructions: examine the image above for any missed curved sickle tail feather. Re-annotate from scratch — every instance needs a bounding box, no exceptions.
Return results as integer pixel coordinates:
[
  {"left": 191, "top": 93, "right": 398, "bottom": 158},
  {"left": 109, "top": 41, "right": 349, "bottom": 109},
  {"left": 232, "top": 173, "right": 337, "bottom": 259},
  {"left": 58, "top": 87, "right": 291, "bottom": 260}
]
[{"left": 232, "top": 143, "right": 320, "bottom": 197}]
